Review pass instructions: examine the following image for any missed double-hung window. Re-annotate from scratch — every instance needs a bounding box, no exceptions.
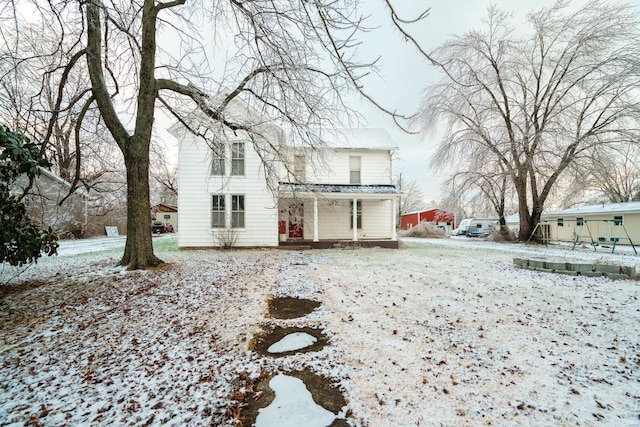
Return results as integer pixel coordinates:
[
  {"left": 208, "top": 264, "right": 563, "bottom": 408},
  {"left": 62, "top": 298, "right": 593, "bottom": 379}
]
[
  {"left": 232, "top": 195, "right": 245, "bottom": 228},
  {"left": 211, "top": 142, "right": 225, "bottom": 175},
  {"left": 613, "top": 215, "right": 623, "bottom": 226},
  {"left": 557, "top": 218, "right": 564, "bottom": 227},
  {"left": 349, "top": 156, "right": 361, "bottom": 184},
  {"left": 576, "top": 217, "right": 584, "bottom": 226},
  {"left": 212, "top": 195, "right": 225, "bottom": 228},
  {"left": 231, "top": 142, "right": 245, "bottom": 175},
  {"left": 294, "top": 154, "right": 306, "bottom": 183}
]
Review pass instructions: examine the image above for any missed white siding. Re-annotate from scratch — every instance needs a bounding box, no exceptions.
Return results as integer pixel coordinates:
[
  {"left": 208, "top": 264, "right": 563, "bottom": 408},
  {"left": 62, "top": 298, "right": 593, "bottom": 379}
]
[
  {"left": 314, "top": 199, "right": 393, "bottom": 240},
  {"left": 177, "top": 131, "right": 278, "bottom": 247},
  {"left": 301, "top": 149, "right": 393, "bottom": 185}
]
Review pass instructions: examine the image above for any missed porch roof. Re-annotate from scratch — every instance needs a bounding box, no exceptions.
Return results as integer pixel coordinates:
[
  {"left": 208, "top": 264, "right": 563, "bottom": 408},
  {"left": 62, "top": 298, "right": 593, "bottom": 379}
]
[{"left": 279, "top": 182, "right": 401, "bottom": 198}]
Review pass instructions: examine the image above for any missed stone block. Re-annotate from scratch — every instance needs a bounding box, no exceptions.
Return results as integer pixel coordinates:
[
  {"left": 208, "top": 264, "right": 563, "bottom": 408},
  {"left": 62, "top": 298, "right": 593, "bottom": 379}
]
[
  {"left": 566, "top": 263, "right": 594, "bottom": 273},
  {"left": 513, "top": 258, "right": 527, "bottom": 267},
  {"left": 594, "top": 264, "right": 621, "bottom": 275},
  {"left": 620, "top": 265, "right": 637, "bottom": 279},
  {"left": 528, "top": 259, "right": 546, "bottom": 269},
  {"left": 546, "top": 262, "right": 568, "bottom": 271}
]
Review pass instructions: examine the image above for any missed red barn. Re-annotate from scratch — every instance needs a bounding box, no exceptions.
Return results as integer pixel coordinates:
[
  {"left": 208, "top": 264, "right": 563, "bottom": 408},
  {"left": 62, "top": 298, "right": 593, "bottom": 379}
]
[{"left": 400, "top": 209, "right": 456, "bottom": 231}]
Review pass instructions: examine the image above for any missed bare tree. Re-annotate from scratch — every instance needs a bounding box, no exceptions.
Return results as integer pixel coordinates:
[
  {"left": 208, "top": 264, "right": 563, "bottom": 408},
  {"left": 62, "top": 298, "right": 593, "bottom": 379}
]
[
  {"left": 396, "top": 1, "right": 640, "bottom": 241},
  {"left": 573, "top": 132, "right": 640, "bottom": 203},
  {"left": 3, "top": 0, "right": 401, "bottom": 268},
  {"left": 0, "top": 18, "right": 125, "bottom": 212},
  {"left": 150, "top": 148, "right": 178, "bottom": 206},
  {"left": 395, "top": 173, "right": 425, "bottom": 216}
]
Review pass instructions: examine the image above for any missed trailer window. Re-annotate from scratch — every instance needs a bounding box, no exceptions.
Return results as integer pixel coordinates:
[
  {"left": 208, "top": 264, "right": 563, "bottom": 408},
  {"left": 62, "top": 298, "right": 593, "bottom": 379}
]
[
  {"left": 576, "top": 217, "right": 584, "bottom": 226},
  {"left": 557, "top": 218, "right": 564, "bottom": 227}
]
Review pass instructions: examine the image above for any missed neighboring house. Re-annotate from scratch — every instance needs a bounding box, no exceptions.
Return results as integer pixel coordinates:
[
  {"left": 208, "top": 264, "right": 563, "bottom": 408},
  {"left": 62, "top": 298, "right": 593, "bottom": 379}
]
[
  {"left": 14, "top": 167, "right": 88, "bottom": 237},
  {"left": 540, "top": 202, "right": 640, "bottom": 247},
  {"left": 170, "top": 107, "right": 400, "bottom": 249},
  {"left": 505, "top": 202, "right": 640, "bottom": 246},
  {"left": 400, "top": 209, "right": 456, "bottom": 232},
  {"left": 151, "top": 203, "right": 178, "bottom": 232}
]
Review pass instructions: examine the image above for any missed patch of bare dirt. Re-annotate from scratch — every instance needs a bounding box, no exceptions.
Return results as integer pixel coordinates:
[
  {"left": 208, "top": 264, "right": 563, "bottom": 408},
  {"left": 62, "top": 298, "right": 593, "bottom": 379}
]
[{"left": 266, "top": 296, "right": 321, "bottom": 319}]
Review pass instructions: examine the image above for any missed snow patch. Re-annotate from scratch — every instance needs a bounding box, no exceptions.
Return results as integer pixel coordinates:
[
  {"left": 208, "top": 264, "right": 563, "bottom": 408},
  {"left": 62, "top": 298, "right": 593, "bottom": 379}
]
[
  {"left": 267, "top": 332, "right": 318, "bottom": 353},
  {"left": 255, "top": 374, "right": 336, "bottom": 427}
]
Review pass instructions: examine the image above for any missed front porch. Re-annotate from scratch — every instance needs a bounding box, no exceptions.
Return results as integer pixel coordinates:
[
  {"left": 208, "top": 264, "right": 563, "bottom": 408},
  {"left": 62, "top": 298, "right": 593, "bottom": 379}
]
[{"left": 278, "top": 183, "right": 401, "bottom": 247}]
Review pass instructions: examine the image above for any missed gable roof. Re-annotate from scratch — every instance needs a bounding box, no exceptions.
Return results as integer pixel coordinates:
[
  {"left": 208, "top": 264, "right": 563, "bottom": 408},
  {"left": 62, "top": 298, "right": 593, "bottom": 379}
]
[
  {"left": 288, "top": 128, "right": 398, "bottom": 151},
  {"left": 167, "top": 93, "right": 285, "bottom": 143},
  {"left": 544, "top": 202, "right": 640, "bottom": 217}
]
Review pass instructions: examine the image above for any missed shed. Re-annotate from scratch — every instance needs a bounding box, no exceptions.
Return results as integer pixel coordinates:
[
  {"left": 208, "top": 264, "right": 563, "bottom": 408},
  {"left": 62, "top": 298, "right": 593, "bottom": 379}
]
[
  {"left": 152, "top": 203, "right": 178, "bottom": 232},
  {"left": 400, "top": 209, "right": 456, "bottom": 232}
]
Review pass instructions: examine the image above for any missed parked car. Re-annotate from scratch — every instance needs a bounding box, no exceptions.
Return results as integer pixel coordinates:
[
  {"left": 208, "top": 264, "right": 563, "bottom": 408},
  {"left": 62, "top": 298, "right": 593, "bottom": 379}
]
[{"left": 151, "top": 221, "right": 174, "bottom": 233}]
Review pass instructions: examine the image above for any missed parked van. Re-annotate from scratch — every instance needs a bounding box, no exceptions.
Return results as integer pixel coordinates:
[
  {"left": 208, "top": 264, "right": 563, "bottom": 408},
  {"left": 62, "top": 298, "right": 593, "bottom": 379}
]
[{"left": 453, "top": 218, "right": 498, "bottom": 237}]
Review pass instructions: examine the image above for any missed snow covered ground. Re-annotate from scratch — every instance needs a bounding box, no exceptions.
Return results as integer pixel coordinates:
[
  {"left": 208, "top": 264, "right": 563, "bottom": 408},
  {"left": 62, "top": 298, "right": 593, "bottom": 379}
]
[{"left": 1, "top": 236, "right": 639, "bottom": 426}]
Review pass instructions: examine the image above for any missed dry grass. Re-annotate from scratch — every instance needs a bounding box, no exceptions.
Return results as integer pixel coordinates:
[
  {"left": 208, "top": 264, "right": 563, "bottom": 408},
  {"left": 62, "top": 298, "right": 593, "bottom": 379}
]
[
  {"left": 398, "top": 222, "right": 448, "bottom": 238},
  {"left": 487, "top": 227, "right": 518, "bottom": 242}
]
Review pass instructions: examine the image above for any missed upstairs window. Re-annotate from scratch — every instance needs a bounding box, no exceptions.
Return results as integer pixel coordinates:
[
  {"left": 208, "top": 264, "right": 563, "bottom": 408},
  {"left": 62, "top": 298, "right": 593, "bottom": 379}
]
[
  {"left": 294, "top": 154, "right": 306, "bottom": 183},
  {"left": 232, "top": 195, "right": 245, "bottom": 228},
  {"left": 211, "top": 142, "right": 225, "bottom": 175},
  {"left": 212, "top": 195, "right": 225, "bottom": 228},
  {"left": 231, "top": 142, "right": 245, "bottom": 175},
  {"left": 349, "top": 156, "right": 361, "bottom": 184}
]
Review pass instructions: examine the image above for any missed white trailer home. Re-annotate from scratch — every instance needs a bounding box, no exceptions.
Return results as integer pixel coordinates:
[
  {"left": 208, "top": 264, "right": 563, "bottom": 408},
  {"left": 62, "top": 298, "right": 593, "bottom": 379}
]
[
  {"left": 455, "top": 218, "right": 498, "bottom": 237},
  {"left": 540, "top": 202, "right": 640, "bottom": 248}
]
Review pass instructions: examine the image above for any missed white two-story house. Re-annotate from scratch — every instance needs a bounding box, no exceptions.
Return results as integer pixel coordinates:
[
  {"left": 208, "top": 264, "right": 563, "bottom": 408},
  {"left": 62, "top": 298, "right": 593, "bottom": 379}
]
[{"left": 169, "top": 104, "right": 400, "bottom": 249}]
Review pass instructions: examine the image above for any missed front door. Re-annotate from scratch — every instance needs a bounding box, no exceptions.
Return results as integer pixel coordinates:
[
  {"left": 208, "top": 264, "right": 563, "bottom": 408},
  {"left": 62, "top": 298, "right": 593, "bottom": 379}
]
[{"left": 288, "top": 203, "right": 304, "bottom": 238}]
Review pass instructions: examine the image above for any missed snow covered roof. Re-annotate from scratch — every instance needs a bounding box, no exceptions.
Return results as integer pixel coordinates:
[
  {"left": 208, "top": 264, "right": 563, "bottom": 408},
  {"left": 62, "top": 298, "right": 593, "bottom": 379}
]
[
  {"left": 280, "top": 183, "right": 400, "bottom": 196},
  {"left": 544, "top": 202, "right": 640, "bottom": 217},
  {"left": 37, "top": 167, "right": 89, "bottom": 198},
  {"left": 287, "top": 128, "right": 398, "bottom": 151}
]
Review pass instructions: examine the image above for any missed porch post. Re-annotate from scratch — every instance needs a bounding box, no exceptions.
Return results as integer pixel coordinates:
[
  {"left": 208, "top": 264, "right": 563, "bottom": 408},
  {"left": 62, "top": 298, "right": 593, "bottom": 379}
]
[
  {"left": 352, "top": 198, "right": 358, "bottom": 241},
  {"left": 391, "top": 197, "right": 397, "bottom": 240},
  {"left": 313, "top": 196, "right": 319, "bottom": 242}
]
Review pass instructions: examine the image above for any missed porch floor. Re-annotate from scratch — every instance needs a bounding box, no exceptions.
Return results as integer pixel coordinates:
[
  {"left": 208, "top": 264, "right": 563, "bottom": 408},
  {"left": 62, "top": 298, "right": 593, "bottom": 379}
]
[{"left": 278, "top": 239, "right": 398, "bottom": 249}]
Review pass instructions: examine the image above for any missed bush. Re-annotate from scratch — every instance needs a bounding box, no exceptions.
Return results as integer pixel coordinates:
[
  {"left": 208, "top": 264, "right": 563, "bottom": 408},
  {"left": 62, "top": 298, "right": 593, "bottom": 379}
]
[
  {"left": 0, "top": 125, "right": 58, "bottom": 266},
  {"left": 487, "top": 227, "right": 518, "bottom": 242},
  {"left": 399, "top": 222, "right": 448, "bottom": 239},
  {"left": 214, "top": 228, "right": 238, "bottom": 249}
]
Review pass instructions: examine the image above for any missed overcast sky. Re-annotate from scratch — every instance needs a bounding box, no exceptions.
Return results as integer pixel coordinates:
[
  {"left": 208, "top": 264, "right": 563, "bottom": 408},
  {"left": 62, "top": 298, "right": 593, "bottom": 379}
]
[
  {"left": 353, "top": 0, "right": 588, "bottom": 204},
  {"left": 158, "top": 0, "right": 590, "bottom": 204}
]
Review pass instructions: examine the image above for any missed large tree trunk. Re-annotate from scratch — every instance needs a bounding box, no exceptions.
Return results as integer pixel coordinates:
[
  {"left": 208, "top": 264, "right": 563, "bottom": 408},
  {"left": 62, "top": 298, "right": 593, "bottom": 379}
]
[
  {"left": 515, "top": 176, "right": 533, "bottom": 242},
  {"left": 121, "top": 140, "right": 162, "bottom": 269},
  {"left": 86, "top": 0, "right": 163, "bottom": 269}
]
